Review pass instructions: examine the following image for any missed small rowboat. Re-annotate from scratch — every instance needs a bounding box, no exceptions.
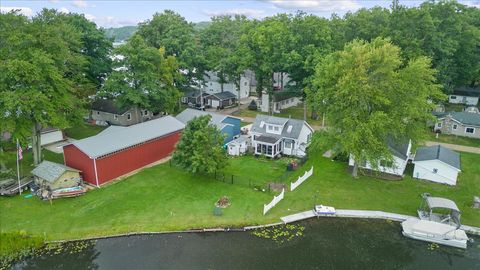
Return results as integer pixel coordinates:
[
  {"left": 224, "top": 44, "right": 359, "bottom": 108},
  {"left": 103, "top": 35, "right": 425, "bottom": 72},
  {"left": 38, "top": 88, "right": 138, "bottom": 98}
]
[{"left": 50, "top": 186, "right": 87, "bottom": 199}]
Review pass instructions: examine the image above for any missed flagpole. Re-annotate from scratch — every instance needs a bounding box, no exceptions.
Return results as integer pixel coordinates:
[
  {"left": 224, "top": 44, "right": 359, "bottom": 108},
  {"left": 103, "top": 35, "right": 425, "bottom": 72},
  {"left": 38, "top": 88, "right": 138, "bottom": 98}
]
[{"left": 17, "top": 138, "right": 22, "bottom": 195}]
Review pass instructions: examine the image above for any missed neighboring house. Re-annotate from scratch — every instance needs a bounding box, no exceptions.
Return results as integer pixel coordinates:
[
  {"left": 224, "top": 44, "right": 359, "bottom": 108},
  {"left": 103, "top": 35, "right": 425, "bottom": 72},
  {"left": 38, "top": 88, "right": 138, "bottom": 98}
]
[
  {"left": 226, "top": 136, "right": 249, "bottom": 156},
  {"left": 31, "top": 161, "right": 82, "bottom": 190},
  {"left": 413, "top": 145, "right": 461, "bottom": 186},
  {"left": 348, "top": 140, "right": 412, "bottom": 177},
  {"left": 41, "top": 128, "right": 64, "bottom": 146},
  {"left": 64, "top": 116, "right": 185, "bottom": 186},
  {"left": 175, "top": 108, "right": 241, "bottom": 143},
  {"left": 434, "top": 112, "right": 480, "bottom": 139},
  {"left": 205, "top": 92, "right": 237, "bottom": 109},
  {"left": 259, "top": 91, "right": 301, "bottom": 113},
  {"left": 202, "top": 71, "right": 251, "bottom": 99},
  {"left": 448, "top": 87, "right": 480, "bottom": 106},
  {"left": 91, "top": 99, "right": 152, "bottom": 126},
  {"left": 181, "top": 91, "right": 210, "bottom": 107},
  {"left": 250, "top": 115, "right": 313, "bottom": 158}
]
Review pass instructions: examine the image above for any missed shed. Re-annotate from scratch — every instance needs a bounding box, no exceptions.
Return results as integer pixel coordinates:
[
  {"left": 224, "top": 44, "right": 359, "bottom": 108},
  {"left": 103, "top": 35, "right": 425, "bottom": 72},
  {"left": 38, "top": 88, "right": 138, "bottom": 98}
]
[
  {"left": 31, "top": 161, "right": 82, "bottom": 190},
  {"left": 226, "top": 136, "right": 249, "bottom": 156},
  {"left": 63, "top": 116, "right": 185, "bottom": 186},
  {"left": 413, "top": 145, "right": 461, "bottom": 185}
]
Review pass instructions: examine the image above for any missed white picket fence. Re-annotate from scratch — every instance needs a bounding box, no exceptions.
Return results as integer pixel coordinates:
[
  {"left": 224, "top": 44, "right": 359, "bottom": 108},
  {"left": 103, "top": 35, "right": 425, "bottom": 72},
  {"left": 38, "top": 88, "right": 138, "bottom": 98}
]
[
  {"left": 290, "top": 166, "right": 314, "bottom": 191},
  {"left": 263, "top": 188, "right": 285, "bottom": 215}
]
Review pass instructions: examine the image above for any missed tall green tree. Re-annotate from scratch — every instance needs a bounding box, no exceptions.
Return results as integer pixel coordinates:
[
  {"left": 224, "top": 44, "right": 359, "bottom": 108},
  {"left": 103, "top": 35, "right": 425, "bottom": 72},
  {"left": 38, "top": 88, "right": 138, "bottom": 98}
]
[
  {"left": 101, "top": 35, "right": 181, "bottom": 115},
  {"left": 307, "top": 38, "right": 445, "bottom": 177},
  {"left": 0, "top": 10, "right": 87, "bottom": 165},
  {"left": 136, "top": 10, "right": 205, "bottom": 87},
  {"left": 200, "top": 15, "right": 250, "bottom": 93},
  {"left": 172, "top": 115, "right": 227, "bottom": 174}
]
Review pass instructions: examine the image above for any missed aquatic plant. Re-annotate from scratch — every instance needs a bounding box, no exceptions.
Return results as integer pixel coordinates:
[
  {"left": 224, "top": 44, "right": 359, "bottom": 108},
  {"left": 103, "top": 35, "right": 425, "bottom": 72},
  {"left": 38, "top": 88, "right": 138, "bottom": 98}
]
[
  {"left": 427, "top": 243, "right": 440, "bottom": 251},
  {"left": 252, "top": 224, "right": 305, "bottom": 244},
  {"left": 0, "top": 231, "right": 44, "bottom": 270}
]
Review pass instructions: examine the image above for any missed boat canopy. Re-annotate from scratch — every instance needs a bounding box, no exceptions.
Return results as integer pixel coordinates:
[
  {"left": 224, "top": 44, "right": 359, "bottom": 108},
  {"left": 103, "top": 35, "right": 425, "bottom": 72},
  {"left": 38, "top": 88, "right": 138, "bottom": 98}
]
[{"left": 426, "top": 197, "right": 460, "bottom": 212}]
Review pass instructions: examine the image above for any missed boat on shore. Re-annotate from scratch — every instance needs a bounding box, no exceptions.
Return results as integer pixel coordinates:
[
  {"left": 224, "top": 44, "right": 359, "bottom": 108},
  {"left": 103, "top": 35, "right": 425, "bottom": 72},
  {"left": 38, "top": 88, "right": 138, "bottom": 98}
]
[
  {"left": 314, "top": 205, "right": 336, "bottom": 215},
  {"left": 402, "top": 218, "right": 469, "bottom": 249}
]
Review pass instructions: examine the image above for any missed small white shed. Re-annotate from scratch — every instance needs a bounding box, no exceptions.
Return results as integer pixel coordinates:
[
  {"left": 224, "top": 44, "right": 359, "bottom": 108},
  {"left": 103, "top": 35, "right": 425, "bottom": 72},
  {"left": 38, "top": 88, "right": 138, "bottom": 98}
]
[
  {"left": 413, "top": 145, "right": 461, "bottom": 186},
  {"left": 226, "top": 137, "right": 249, "bottom": 156},
  {"left": 41, "top": 128, "right": 64, "bottom": 146}
]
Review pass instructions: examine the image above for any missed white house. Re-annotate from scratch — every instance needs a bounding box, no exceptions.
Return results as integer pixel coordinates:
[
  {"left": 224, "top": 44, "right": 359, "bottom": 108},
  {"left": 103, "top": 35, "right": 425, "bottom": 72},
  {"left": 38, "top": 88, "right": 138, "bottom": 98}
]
[
  {"left": 348, "top": 140, "right": 412, "bottom": 177},
  {"left": 259, "top": 91, "right": 302, "bottom": 113},
  {"left": 250, "top": 115, "right": 313, "bottom": 158},
  {"left": 448, "top": 87, "right": 479, "bottom": 106},
  {"left": 413, "top": 145, "right": 461, "bottom": 186},
  {"left": 202, "top": 71, "right": 251, "bottom": 99}
]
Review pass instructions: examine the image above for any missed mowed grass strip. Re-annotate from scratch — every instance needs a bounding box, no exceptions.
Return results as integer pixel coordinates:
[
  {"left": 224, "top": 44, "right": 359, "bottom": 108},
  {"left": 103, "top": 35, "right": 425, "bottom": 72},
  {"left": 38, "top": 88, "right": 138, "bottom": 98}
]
[{"left": 1, "top": 149, "right": 479, "bottom": 242}]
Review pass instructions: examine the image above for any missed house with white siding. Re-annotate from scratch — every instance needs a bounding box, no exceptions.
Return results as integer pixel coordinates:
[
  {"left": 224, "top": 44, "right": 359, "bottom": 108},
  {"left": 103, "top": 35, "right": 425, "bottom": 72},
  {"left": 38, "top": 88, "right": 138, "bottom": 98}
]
[
  {"left": 413, "top": 145, "right": 461, "bottom": 186},
  {"left": 250, "top": 115, "right": 313, "bottom": 158},
  {"left": 348, "top": 140, "right": 412, "bottom": 177}
]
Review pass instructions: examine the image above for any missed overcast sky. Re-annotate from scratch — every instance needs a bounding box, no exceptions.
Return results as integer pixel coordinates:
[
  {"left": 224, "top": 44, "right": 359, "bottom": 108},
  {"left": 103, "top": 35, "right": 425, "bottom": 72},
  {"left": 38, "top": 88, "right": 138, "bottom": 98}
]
[{"left": 1, "top": 0, "right": 479, "bottom": 28}]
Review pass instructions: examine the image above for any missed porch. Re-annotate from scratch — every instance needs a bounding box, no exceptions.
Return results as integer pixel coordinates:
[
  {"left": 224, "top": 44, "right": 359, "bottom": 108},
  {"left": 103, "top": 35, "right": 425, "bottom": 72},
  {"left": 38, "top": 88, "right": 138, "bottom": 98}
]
[{"left": 254, "top": 135, "right": 283, "bottom": 158}]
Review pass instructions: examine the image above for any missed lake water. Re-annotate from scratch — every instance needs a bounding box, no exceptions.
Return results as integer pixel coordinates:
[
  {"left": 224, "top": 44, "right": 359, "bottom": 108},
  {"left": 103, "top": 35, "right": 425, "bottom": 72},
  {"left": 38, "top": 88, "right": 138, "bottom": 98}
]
[{"left": 11, "top": 218, "right": 480, "bottom": 270}]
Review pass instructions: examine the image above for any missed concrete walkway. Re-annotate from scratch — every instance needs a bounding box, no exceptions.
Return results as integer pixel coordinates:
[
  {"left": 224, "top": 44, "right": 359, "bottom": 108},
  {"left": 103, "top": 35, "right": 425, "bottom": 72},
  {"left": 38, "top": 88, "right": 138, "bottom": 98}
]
[
  {"left": 424, "top": 141, "right": 480, "bottom": 154},
  {"left": 281, "top": 209, "right": 480, "bottom": 235}
]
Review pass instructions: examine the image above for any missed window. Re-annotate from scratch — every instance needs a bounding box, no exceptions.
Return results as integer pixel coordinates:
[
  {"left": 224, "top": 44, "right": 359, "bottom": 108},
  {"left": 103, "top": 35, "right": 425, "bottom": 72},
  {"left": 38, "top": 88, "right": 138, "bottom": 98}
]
[
  {"left": 114, "top": 115, "right": 118, "bottom": 120},
  {"left": 97, "top": 111, "right": 100, "bottom": 115},
  {"left": 453, "top": 124, "right": 458, "bottom": 130},
  {"left": 437, "top": 123, "right": 442, "bottom": 128},
  {"left": 380, "top": 160, "right": 393, "bottom": 168},
  {"left": 127, "top": 113, "right": 132, "bottom": 121},
  {"left": 466, "top": 127, "right": 475, "bottom": 134},
  {"left": 285, "top": 141, "right": 292, "bottom": 148},
  {"left": 450, "top": 95, "right": 457, "bottom": 100},
  {"left": 144, "top": 110, "right": 148, "bottom": 116},
  {"left": 432, "top": 168, "right": 438, "bottom": 174},
  {"left": 267, "top": 125, "right": 273, "bottom": 131},
  {"left": 244, "top": 81, "right": 248, "bottom": 86},
  {"left": 274, "top": 126, "right": 279, "bottom": 132}
]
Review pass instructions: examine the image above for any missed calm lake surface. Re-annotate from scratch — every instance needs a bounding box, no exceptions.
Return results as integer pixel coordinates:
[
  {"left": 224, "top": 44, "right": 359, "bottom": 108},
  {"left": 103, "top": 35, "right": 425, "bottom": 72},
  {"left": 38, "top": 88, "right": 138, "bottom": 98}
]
[{"left": 11, "top": 218, "right": 480, "bottom": 270}]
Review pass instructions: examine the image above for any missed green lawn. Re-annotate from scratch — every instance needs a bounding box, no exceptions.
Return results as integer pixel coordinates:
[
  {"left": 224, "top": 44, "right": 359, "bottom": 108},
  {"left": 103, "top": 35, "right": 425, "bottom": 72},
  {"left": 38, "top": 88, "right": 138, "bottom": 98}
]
[
  {"left": 235, "top": 104, "right": 324, "bottom": 126},
  {"left": 426, "top": 132, "right": 480, "bottom": 148},
  {"left": 1, "top": 147, "right": 478, "bottom": 242},
  {"left": 64, "top": 124, "right": 106, "bottom": 140},
  {"left": 3, "top": 150, "right": 63, "bottom": 178}
]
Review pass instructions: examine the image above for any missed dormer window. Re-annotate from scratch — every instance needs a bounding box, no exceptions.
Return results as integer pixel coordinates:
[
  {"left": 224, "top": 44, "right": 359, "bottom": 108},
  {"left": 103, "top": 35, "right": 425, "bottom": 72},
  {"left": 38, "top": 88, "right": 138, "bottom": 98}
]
[
  {"left": 260, "top": 121, "right": 265, "bottom": 128},
  {"left": 287, "top": 125, "right": 293, "bottom": 133},
  {"left": 267, "top": 125, "right": 273, "bottom": 131}
]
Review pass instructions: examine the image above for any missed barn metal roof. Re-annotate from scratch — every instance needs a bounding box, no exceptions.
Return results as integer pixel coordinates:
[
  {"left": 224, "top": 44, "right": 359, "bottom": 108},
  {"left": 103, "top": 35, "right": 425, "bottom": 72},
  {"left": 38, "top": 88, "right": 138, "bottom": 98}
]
[
  {"left": 70, "top": 116, "right": 185, "bottom": 158},
  {"left": 31, "top": 161, "right": 80, "bottom": 183}
]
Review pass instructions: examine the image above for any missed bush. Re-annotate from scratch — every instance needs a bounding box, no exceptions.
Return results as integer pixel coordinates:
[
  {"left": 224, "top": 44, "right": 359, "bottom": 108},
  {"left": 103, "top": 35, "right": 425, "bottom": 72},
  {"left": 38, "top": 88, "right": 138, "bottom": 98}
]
[{"left": 248, "top": 100, "right": 257, "bottom": 110}]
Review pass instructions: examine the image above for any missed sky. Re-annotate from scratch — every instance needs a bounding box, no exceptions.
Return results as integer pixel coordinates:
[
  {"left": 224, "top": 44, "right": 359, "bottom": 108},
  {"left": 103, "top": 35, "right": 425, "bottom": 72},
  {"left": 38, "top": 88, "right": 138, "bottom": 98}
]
[{"left": 1, "top": 0, "right": 479, "bottom": 28}]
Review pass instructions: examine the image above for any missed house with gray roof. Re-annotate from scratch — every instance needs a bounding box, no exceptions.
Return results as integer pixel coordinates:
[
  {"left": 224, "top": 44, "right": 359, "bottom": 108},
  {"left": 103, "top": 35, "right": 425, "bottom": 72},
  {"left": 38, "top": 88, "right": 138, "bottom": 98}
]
[
  {"left": 175, "top": 108, "right": 241, "bottom": 143},
  {"left": 413, "top": 145, "right": 461, "bottom": 186},
  {"left": 205, "top": 91, "right": 238, "bottom": 109},
  {"left": 434, "top": 111, "right": 480, "bottom": 139},
  {"left": 32, "top": 161, "right": 82, "bottom": 190},
  {"left": 91, "top": 99, "right": 152, "bottom": 126},
  {"left": 250, "top": 115, "right": 313, "bottom": 158},
  {"left": 348, "top": 139, "right": 412, "bottom": 178}
]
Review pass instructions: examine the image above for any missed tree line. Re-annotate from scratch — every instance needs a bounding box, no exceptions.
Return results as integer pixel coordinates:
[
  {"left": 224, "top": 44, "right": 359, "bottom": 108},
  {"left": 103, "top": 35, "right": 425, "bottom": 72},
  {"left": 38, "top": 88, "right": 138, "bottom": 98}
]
[{"left": 1, "top": 0, "right": 479, "bottom": 169}]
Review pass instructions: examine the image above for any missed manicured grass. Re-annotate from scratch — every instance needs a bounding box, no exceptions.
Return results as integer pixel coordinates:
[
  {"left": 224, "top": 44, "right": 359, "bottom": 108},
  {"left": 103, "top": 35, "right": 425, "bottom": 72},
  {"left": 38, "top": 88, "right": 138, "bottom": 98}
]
[
  {"left": 64, "top": 124, "right": 106, "bottom": 140},
  {"left": 426, "top": 132, "right": 480, "bottom": 148},
  {"left": 0, "top": 148, "right": 478, "bottom": 243},
  {"left": 235, "top": 104, "right": 324, "bottom": 126},
  {"left": 2, "top": 149, "right": 64, "bottom": 177}
]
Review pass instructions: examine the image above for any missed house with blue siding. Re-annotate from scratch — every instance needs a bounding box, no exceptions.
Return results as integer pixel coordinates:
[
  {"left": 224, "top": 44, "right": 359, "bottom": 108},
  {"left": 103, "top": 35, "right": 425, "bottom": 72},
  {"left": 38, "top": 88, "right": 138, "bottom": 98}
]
[{"left": 176, "top": 108, "right": 241, "bottom": 143}]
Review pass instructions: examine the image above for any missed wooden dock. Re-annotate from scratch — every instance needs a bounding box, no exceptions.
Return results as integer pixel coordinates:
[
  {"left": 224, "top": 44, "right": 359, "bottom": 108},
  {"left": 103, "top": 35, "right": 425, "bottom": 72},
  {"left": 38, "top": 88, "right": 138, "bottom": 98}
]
[{"left": 280, "top": 209, "right": 480, "bottom": 235}]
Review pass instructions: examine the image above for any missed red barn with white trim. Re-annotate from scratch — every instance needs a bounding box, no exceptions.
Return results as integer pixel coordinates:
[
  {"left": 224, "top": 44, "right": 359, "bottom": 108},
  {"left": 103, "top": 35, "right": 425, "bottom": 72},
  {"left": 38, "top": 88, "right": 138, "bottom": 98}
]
[{"left": 64, "top": 116, "right": 184, "bottom": 186}]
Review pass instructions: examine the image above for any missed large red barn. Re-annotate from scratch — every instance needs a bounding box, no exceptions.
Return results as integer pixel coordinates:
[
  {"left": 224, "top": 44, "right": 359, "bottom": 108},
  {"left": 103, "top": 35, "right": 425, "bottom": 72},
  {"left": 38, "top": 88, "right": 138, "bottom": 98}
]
[{"left": 64, "top": 116, "right": 184, "bottom": 186}]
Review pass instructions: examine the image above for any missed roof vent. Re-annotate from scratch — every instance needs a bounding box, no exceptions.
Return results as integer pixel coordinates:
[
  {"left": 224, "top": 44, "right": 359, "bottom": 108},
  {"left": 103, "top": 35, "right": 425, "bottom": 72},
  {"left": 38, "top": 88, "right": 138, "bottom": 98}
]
[
  {"left": 260, "top": 121, "right": 265, "bottom": 128},
  {"left": 287, "top": 125, "right": 293, "bottom": 133}
]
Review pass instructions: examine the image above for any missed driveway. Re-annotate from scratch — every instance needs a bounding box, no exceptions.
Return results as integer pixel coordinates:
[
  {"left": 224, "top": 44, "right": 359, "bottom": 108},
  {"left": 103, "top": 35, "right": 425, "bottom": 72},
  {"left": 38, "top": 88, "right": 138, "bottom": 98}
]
[
  {"left": 424, "top": 141, "right": 480, "bottom": 154},
  {"left": 43, "top": 138, "right": 76, "bottom": 154}
]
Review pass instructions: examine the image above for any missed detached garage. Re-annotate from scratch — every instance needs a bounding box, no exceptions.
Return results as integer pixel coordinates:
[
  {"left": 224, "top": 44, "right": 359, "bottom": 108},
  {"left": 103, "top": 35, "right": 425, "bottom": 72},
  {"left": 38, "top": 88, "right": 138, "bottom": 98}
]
[
  {"left": 413, "top": 145, "right": 461, "bottom": 186},
  {"left": 63, "top": 116, "right": 185, "bottom": 187}
]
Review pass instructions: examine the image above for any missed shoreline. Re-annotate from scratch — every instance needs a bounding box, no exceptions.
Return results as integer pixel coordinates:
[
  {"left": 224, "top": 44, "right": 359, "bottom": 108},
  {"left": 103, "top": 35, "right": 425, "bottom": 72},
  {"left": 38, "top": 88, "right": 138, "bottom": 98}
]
[{"left": 46, "top": 208, "right": 480, "bottom": 243}]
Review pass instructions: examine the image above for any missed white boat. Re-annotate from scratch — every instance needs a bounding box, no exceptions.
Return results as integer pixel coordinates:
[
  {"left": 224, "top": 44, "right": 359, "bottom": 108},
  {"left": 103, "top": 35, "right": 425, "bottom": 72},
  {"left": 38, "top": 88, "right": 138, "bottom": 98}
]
[
  {"left": 402, "top": 218, "right": 469, "bottom": 249},
  {"left": 314, "top": 205, "right": 336, "bottom": 215}
]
